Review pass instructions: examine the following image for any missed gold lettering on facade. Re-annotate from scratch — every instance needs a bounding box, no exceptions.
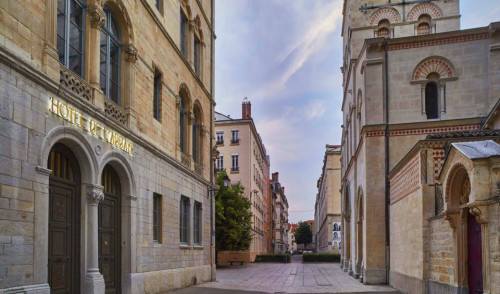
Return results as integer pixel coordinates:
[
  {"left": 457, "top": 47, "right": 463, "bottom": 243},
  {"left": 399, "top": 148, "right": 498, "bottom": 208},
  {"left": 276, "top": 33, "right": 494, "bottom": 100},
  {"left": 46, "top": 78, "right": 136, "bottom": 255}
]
[{"left": 49, "top": 97, "right": 133, "bottom": 154}]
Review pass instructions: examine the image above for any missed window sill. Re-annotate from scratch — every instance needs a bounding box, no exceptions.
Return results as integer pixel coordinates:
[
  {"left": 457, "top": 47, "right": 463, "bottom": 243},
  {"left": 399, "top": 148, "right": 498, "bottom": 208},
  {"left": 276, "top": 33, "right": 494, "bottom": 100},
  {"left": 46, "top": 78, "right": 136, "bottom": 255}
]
[
  {"left": 193, "top": 245, "right": 204, "bottom": 250},
  {"left": 179, "top": 244, "right": 192, "bottom": 249},
  {"left": 230, "top": 142, "right": 240, "bottom": 146},
  {"left": 230, "top": 170, "right": 240, "bottom": 174}
]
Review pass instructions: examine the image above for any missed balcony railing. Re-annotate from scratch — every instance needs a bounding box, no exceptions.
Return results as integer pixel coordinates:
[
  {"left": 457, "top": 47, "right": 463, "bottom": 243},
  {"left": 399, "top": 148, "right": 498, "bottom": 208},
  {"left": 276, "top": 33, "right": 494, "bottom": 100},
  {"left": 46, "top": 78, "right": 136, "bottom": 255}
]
[
  {"left": 194, "top": 163, "right": 203, "bottom": 176},
  {"left": 231, "top": 139, "right": 240, "bottom": 144},
  {"left": 231, "top": 167, "right": 239, "bottom": 172},
  {"left": 181, "top": 152, "right": 191, "bottom": 168},
  {"left": 216, "top": 140, "right": 224, "bottom": 145}
]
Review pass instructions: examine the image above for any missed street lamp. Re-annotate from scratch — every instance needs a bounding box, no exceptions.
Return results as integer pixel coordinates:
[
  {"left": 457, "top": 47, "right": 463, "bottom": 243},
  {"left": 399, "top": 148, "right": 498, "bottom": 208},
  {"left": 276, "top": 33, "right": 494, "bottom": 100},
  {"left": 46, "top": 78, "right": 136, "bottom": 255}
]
[{"left": 223, "top": 174, "right": 230, "bottom": 188}]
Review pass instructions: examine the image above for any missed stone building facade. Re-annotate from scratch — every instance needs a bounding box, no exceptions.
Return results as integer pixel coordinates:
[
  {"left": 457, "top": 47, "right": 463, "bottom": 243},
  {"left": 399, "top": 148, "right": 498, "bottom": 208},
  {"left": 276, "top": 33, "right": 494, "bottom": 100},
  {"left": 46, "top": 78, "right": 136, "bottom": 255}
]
[
  {"left": 314, "top": 145, "right": 341, "bottom": 253},
  {"left": 0, "top": 0, "right": 216, "bottom": 293},
  {"left": 270, "top": 172, "right": 289, "bottom": 253},
  {"left": 339, "top": 0, "right": 500, "bottom": 289},
  {"left": 214, "top": 101, "right": 270, "bottom": 260}
]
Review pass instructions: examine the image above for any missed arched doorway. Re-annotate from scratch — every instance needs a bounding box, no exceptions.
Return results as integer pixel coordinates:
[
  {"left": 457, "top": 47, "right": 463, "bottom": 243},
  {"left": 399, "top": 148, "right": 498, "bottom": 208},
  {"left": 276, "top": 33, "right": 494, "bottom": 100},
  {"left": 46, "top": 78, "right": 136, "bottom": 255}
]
[
  {"left": 446, "top": 165, "right": 483, "bottom": 293},
  {"left": 47, "top": 143, "right": 81, "bottom": 293},
  {"left": 99, "top": 165, "right": 122, "bottom": 293}
]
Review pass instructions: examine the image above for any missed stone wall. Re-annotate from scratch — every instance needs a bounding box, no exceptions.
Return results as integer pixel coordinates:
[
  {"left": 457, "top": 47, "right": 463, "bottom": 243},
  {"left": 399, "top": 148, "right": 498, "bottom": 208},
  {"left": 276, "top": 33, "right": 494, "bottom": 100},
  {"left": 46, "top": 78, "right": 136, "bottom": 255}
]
[{"left": 428, "top": 217, "right": 455, "bottom": 285}]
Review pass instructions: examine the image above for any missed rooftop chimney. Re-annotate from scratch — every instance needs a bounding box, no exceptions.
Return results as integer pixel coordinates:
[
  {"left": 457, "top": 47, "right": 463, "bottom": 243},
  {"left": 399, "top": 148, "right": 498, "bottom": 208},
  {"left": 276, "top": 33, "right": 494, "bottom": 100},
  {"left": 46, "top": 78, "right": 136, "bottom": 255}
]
[
  {"left": 272, "top": 172, "right": 279, "bottom": 183},
  {"left": 242, "top": 98, "right": 251, "bottom": 119}
]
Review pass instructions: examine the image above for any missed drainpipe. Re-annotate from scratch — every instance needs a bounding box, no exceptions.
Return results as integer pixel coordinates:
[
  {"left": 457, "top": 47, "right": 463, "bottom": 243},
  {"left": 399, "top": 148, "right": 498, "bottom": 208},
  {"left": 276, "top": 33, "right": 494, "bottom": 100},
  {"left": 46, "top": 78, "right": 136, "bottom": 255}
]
[
  {"left": 384, "top": 41, "right": 390, "bottom": 284},
  {"left": 209, "top": 0, "right": 215, "bottom": 281}
]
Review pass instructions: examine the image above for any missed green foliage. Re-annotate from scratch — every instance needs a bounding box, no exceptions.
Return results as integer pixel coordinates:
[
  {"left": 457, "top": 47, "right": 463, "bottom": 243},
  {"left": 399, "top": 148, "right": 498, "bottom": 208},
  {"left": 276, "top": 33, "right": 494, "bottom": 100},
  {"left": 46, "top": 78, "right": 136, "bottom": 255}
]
[
  {"left": 302, "top": 253, "right": 341, "bottom": 262},
  {"left": 254, "top": 253, "right": 291, "bottom": 263},
  {"left": 294, "top": 221, "right": 313, "bottom": 249},
  {"left": 215, "top": 170, "right": 253, "bottom": 252}
]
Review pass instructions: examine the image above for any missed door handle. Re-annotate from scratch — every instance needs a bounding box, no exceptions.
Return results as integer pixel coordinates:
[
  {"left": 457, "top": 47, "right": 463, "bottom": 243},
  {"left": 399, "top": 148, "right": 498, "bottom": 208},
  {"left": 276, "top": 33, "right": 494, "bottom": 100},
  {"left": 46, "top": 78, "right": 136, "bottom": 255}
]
[{"left": 104, "top": 241, "right": 109, "bottom": 247}]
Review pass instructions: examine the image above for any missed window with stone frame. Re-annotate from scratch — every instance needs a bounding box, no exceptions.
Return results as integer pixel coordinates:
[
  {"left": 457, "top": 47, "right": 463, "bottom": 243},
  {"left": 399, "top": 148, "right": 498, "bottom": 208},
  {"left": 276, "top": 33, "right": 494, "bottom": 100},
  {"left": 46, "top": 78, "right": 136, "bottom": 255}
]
[
  {"left": 179, "top": 90, "right": 188, "bottom": 153},
  {"left": 153, "top": 70, "right": 162, "bottom": 121},
  {"left": 155, "top": 0, "right": 162, "bottom": 13},
  {"left": 194, "top": 34, "right": 201, "bottom": 76},
  {"left": 377, "top": 19, "right": 390, "bottom": 38},
  {"left": 180, "top": 196, "right": 190, "bottom": 244},
  {"left": 217, "top": 155, "right": 223, "bottom": 171},
  {"left": 216, "top": 131, "right": 223, "bottom": 144},
  {"left": 232, "top": 154, "right": 239, "bottom": 172},
  {"left": 100, "top": 7, "right": 122, "bottom": 104},
  {"left": 153, "top": 193, "right": 162, "bottom": 243},
  {"left": 417, "top": 14, "right": 431, "bottom": 35},
  {"left": 180, "top": 9, "right": 188, "bottom": 59},
  {"left": 57, "top": 0, "right": 86, "bottom": 77},
  {"left": 193, "top": 202, "right": 202, "bottom": 245},
  {"left": 425, "top": 81, "right": 439, "bottom": 119}
]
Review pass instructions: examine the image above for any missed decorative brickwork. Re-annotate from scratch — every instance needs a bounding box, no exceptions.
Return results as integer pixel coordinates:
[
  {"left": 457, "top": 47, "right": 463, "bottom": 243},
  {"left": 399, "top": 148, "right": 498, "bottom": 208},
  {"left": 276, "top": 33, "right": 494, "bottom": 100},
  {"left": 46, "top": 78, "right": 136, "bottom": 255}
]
[
  {"left": 408, "top": 3, "right": 442, "bottom": 22},
  {"left": 59, "top": 65, "right": 92, "bottom": 102},
  {"left": 432, "top": 148, "right": 446, "bottom": 182},
  {"left": 413, "top": 57, "right": 454, "bottom": 80},
  {"left": 390, "top": 154, "right": 420, "bottom": 205},
  {"left": 104, "top": 99, "right": 127, "bottom": 126},
  {"left": 388, "top": 33, "right": 489, "bottom": 51},
  {"left": 365, "top": 130, "right": 385, "bottom": 137},
  {"left": 391, "top": 125, "right": 480, "bottom": 137},
  {"left": 369, "top": 8, "right": 400, "bottom": 26}
]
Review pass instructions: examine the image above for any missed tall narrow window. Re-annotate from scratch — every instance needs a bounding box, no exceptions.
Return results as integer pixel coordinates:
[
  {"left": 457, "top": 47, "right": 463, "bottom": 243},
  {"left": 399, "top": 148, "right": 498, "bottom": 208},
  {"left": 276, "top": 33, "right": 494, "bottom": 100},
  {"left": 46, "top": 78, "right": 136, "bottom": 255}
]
[
  {"left": 216, "top": 131, "right": 223, "bottom": 144},
  {"left": 232, "top": 154, "right": 239, "bottom": 172},
  {"left": 100, "top": 7, "right": 121, "bottom": 104},
  {"left": 155, "top": 0, "right": 162, "bottom": 13},
  {"left": 153, "top": 71, "right": 161, "bottom": 121},
  {"left": 57, "top": 0, "right": 86, "bottom": 77},
  {"left": 231, "top": 130, "right": 239, "bottom": 144},
  {"left": 425, "top": 82, "right": 439, "bottom": 119},
  {"left": 179, "top": 92, "right": 187, "bottom": 153},
  {"left": 192, "top": 110, "right": 199, "bottom": 163},
  {"left": 194, "top": 202, "right": 202, "bottom": 245},
  {"left": 153, "top": 193, "right": 162, "bottom": 242},
  {"left": 217, "top": 155, "right": 223, "bottom": 171},
  {"left": 194, "top": 35, "right": 200, "bottom": 75},
  {"left": 180, "top": 10, "right": 188, "bottom": 59},
  {"left": 180, "top": 196, "right": 190, "bottom": 244}
]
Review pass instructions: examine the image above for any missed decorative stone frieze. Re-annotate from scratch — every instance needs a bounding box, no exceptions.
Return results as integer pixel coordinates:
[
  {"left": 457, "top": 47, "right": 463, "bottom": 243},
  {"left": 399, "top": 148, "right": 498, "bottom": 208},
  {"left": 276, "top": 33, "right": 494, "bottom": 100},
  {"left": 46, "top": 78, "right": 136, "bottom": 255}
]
[
  {"left": 89, "top": 5, "right": 106, "bottom": 29},
  {"left": 86, "top": 184, "right": 104, "bottom": 205},
  {"left": 104, "top": 99, "right": 128, "bottom": 125},
  {"left": 59, "top": 65, "right": 92, "bottom": 102}
]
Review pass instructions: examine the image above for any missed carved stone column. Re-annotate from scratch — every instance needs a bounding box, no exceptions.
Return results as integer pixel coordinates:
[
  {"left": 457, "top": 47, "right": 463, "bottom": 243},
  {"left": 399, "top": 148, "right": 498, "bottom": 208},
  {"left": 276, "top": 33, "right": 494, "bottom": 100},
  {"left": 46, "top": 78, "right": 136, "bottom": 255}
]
[
  {"left": 421, "top": 84, "right": 427, "bottom": 119},
  {"left": 43, "top": 0, "right": 60, "bottom": 81},
  {"left": 439, "top": 83, "right": 446, "bottom": 118},
  {"left": 187, "top": 111, "right": 194, "bottom": 168},
  {"left": 124, "top": 44, "right": 138, "bottom": 131},
  {"left": 85, "top": 184, "right": 105, "bottom": 294},
  {"left": 88, "top": 5, "right": 105, "bottom": 90}
]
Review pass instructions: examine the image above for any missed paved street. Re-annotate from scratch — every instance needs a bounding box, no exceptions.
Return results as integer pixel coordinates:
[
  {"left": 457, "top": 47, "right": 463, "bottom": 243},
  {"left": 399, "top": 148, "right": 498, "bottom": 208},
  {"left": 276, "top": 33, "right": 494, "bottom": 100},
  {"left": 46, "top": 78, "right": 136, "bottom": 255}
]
[{"left": 169, "top": 257, "right": 399, "bottom": 294}]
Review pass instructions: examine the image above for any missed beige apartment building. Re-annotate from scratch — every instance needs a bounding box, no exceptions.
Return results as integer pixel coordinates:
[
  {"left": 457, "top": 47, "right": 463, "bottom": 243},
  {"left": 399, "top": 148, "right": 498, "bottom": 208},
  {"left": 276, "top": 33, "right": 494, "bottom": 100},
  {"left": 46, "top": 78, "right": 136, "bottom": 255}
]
[
  {"left": 270, "top": 172, "right": 289, "bottom": 253},
  {"left": 0, "top": 0, "right": 216, "bottom": 293},
  {"left": 314, "top": 145, "right": 341, "bottom": 253},
  {"left": 215, "top": 101, "right": 270, "bottom": 261},
  {"left": 339, "top": 0, "right": 500, "bottom": 292}
]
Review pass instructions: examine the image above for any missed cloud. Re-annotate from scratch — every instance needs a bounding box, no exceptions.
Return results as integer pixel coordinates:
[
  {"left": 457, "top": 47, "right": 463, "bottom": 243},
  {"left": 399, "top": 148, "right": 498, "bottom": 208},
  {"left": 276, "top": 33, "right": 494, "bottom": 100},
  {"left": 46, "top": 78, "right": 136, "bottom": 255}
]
[
  {"left": 304, "top": 100, "right": 327, "bottom": 120},
  {"left": 251, "top": 0, "right": 343, "bottom": 100}
]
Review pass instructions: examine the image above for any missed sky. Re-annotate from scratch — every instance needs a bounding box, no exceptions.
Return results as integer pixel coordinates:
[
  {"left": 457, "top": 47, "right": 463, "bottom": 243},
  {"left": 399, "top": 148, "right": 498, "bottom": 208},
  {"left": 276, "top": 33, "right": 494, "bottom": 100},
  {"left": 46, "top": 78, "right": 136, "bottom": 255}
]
[{"left": 214, "top": 0, "right": 500, "bottom": 224}]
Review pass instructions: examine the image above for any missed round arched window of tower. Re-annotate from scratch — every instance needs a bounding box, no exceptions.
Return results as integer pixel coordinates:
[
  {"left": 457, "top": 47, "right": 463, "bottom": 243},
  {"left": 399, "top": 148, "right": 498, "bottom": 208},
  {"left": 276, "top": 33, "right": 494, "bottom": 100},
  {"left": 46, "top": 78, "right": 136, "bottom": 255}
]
[
  {"left": 377, "top": 19, "right": 390, "bottom": 38},
  {"left": 417, "top": 14, "right": 431, "bottom": 35}
]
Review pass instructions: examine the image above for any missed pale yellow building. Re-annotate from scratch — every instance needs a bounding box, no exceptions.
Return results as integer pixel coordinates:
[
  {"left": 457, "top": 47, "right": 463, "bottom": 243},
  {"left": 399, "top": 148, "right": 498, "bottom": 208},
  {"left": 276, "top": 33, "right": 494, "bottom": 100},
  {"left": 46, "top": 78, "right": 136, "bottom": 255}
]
[
  {"left": 0, "top": 0, "right": 216, "bottom": 293},
  {"left": 339, "top": 0, "right": 500, "bottom": 292},
  {"left": 314, "top": 145, "right": 341, "bottom": 253},
  {"left": 215, "top": 101, "right": 270, "bottom": 260}
]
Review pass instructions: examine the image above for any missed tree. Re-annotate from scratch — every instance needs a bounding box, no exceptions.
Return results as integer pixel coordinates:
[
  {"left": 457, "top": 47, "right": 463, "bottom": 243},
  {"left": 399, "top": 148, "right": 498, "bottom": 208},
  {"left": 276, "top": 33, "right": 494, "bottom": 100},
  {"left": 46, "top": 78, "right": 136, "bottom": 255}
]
[
  {"left": 215, "top": 170, "right": 253, "bottom": 253},
  {"left": 294, "top": 221, "right": 313, "bottom": 250}
]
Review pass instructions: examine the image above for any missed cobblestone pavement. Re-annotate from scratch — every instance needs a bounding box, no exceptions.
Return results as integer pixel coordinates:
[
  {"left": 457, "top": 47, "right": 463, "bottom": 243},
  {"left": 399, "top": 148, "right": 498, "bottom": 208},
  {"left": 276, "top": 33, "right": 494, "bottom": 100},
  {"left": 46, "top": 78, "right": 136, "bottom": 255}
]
[{"left": 169, "top": 261, "right": 400, "bottom": 294}]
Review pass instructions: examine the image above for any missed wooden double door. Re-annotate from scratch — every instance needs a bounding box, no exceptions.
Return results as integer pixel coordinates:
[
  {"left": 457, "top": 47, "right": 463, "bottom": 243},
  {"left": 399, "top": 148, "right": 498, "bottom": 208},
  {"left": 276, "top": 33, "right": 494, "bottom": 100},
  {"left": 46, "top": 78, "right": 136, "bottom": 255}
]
[
  {"left": 99, "top": 165, "right": 122, "bottom": 293},
  {"left": 467, "top": 212, "right": 483, "bottom": 294},
  {"left": 48, "top": 144, "right": 122, "bottom": 293}
]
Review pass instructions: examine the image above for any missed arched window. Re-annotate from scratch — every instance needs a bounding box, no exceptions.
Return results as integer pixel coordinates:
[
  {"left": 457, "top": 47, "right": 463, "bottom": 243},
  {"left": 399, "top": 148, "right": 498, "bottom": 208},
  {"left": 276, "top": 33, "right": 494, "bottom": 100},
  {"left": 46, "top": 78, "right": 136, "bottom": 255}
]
[
  {"left": 100, "top": 7, "right": 121, "bottom": 104},
  {"left": 57, "top": 0, "right": 86, "bottom": 77},
  {"left": 425, "top": 81, "right": 439, "bottom": 119},
  {"left": 179, "top": 91, "right": 187, "bottom": 153},
  {"left": 192, "top": 109, "right": 200, "bottom": 163},
  {"left": 417, "top": 14, "right": 431, "bottom": 35},
  {"left": 377, "top": 19, "right": 390, "bottom": 38}
]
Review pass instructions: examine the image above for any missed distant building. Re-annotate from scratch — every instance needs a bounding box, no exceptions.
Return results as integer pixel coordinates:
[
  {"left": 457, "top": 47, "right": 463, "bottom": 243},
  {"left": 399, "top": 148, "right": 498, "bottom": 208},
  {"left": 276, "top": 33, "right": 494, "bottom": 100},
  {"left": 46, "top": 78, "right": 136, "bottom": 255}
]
[
  {"left": 314, "top": 145, "right": 342, "bottom": 253},
  {"left": 270, "top": 172, "right": 289, "bottom": 253},
  {"left": 288, "top": 223, "right": 298, "bottom": 252},
  {"left": 215, "top": 100, "right": 270, "bottom": 260}
]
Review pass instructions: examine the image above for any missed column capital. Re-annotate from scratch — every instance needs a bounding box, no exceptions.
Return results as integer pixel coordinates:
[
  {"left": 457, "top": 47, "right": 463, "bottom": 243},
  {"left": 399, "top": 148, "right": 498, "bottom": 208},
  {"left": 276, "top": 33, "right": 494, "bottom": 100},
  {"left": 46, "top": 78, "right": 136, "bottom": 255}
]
[
  {"left": 86, "top": 184, "right": 104, "bottom": 205},
  {"left": 89, "top": 5, "right": 106, "bottom": 30},
  {"left": 124, "top": 43, "right": 138, "bottom": 63}
]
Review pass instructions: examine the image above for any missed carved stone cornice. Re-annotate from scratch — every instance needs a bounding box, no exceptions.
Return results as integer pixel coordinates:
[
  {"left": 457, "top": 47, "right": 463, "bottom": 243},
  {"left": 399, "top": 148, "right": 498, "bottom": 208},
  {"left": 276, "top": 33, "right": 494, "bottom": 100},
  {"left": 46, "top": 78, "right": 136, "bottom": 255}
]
[
  {"left": 87, "top": 184, "right": 104, "bottom": 205},
  {"left": 124, "top": 44, "right": 138, "bottom": 63},
  {"left": 201, "top": 124, "right": 208, "bottom": 137},
  {"left": 89, "top": 5, "right": 106, "bottom": 30},
  {"left": 443, "top": 209, "right": 460, "bottom": 230}
]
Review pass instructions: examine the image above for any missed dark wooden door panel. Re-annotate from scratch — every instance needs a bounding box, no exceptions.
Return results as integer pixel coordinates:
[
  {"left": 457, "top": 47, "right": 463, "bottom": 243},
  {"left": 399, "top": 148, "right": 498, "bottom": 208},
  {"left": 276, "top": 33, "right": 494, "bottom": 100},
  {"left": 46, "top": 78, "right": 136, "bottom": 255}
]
[{"left": 467, "top": 213, "right": 483, "bottom": 294}]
